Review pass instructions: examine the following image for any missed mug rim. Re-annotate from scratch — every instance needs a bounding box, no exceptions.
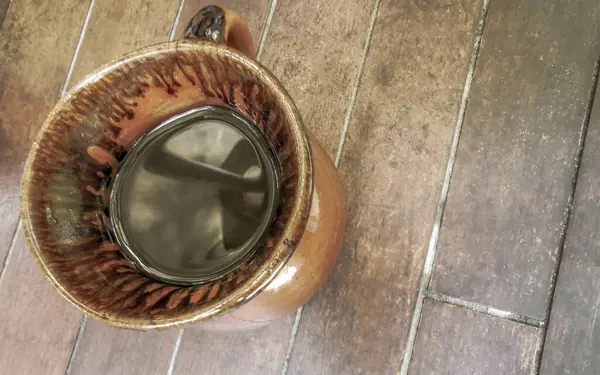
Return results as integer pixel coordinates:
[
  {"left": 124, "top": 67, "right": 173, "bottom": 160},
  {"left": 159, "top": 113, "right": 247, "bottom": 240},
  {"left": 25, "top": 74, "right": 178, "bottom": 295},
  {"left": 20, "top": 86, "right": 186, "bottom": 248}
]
[{"left": 20, "top": 40, "right": 313, "bottom": 329}]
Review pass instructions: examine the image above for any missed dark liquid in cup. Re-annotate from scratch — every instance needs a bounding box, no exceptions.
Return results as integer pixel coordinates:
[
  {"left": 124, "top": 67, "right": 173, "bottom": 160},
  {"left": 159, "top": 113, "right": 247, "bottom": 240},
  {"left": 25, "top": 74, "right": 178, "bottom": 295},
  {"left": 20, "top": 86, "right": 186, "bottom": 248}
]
[{"left": 110, "top": 107, "right": 279, "bottom": 285}]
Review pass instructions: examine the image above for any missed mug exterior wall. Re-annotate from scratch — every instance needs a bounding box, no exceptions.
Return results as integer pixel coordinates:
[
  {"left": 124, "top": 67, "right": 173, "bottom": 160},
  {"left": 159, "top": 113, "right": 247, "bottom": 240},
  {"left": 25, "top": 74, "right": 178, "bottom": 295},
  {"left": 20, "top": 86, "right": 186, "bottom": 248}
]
[
  {"left": 203, "top": 131, "right": 345, "bottom": 329},
  {"left": 20, "top": 4, "right": 346, "bottom": 330}
]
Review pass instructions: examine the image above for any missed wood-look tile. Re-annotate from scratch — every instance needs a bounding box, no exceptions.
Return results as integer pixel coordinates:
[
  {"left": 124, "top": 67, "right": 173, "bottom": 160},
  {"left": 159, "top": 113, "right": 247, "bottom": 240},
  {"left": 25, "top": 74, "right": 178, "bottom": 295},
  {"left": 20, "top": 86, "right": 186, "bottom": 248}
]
[
  {"left": 173, "top": 316, "right": 294, "bottom": 375},
  {"left": 68, "top": 320, "right": 177, "bottom": 375},
  {"left": 0, "top": 234, "right": 82, "bottom": 375},
  {"left": 53, "top": 1, "right": 182, "bottom": 373},
  {"left": 431, "top": 0, "right": 600, "bottom": 318},
  {"left": 286, "top": 1, "right": 480, "bottom": 374},
  {"left": 540, "top": 69, "right": 600, "bottom": 375},
  {"left": 68, "top": 0, "right": 180, "bottom": 87},
  {"left": 175, "top": 0, "right": 269, "bottom": 44},
  {"left": 0, "top": 0, "right": 88, "bottom": 271},
  {"left": 259, "top": 0, "right": 375, "bottom": 157},
  {"left": 409, "top": 299, "right": 538, "bottom": 374}
]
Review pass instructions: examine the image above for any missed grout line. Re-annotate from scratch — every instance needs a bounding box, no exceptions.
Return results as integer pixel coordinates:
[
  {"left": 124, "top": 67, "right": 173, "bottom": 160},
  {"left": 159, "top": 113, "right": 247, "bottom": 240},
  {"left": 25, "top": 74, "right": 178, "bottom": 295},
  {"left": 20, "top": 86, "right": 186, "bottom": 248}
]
[
  {"left": 334, "top": 0, "right": 382, "bottom": 167},
  {"left": 163, "top": 3, "right": 272, "bottom": 369},
  {"left": 425, "top": 291, "right": 544, "bottom": 328},
  {"left": 166, "top": 328, "right": 184, "bottom": 375},
  {"left": 0, "top": 221, "right": 20, "bottom": 283},
  {"left": 0, "top": 0, "right": 13, "bottom": 28},
  {"left": 59, "top": 0, "right": 96, "bottom": 97},
  {"left": 256, "top": 2, "right": 300, "bottom": 373},
  {"left": 256, "top": 0, "right": 278, "bottom": 60},
  {"left": 531, "top": 330, "right": 546, "bottom": 375},
  {"left": 162, "top": 8, "right": 189, "bottom": 375},
  {"left": 63, "top": 315, "right": 88, "bottom": 375},
  {"left": 398, "top": 0, "right": 491, "bottom": 373},
  {"left": 531, "top": 55, "right": 600, "bottom": 375},
  {"left": 56, "top": 1, "right": 97, "bottom": 371},
  {"left": 2, "top": 0, "right": 96, "bottom": 290},
  {"left": 280, "top": 308, "right": 303, "bottom": 375},
  {"left": 168, "top": 0, "right": 186, "bottom": 41},
  {"left": 280, "top": 2, "right": 382, "bottom": 374}
]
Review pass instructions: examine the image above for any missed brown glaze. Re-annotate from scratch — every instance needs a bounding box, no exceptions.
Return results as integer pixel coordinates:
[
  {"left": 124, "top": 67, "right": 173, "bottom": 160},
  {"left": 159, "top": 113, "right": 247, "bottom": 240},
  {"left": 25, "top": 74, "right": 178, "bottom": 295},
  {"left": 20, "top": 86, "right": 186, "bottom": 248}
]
[
  {"left": 206, "top": 130, "right": 345, "bottom": 327},
  {"left": 20, "top": 7, "right": 345, "bottom": 330}
]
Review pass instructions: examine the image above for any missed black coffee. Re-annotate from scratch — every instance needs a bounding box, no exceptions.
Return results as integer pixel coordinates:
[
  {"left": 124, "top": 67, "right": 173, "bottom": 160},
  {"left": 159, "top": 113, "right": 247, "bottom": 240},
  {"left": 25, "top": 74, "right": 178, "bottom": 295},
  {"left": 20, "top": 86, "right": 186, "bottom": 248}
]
[{"left": 110, "top": 107, "right": 279, "bottom": 285}]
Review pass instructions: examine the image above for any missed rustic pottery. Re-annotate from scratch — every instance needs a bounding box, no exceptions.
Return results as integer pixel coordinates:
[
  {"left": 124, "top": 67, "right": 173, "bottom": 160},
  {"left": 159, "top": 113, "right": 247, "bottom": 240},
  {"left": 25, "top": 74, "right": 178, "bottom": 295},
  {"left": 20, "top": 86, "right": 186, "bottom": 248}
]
[{"left": 20, "top": 6, "right": 345, "bottom": 330}]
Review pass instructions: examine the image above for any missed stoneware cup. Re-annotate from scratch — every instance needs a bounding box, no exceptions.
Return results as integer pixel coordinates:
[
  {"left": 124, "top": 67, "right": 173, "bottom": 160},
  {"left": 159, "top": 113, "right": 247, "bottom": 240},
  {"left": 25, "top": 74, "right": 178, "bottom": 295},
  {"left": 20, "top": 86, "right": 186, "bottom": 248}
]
[{"left": 20, "top": 6, "right": 345, "bottom": 330}]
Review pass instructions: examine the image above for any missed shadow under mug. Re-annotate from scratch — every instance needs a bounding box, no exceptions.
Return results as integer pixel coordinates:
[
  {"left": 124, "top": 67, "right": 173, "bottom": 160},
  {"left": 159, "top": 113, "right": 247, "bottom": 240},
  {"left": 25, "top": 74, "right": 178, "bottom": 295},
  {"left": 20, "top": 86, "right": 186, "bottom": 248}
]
[{"left": 20, "top": 5, "right": 345, "bottom": 330}]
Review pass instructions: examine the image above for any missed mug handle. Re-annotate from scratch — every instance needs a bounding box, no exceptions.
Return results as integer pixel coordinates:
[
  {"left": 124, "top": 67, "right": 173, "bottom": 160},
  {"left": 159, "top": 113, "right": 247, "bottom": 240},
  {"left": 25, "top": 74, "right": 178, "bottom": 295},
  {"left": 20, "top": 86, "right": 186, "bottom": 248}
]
[{"left": 183, "top": 6, "right": 257, "bottom": 60}]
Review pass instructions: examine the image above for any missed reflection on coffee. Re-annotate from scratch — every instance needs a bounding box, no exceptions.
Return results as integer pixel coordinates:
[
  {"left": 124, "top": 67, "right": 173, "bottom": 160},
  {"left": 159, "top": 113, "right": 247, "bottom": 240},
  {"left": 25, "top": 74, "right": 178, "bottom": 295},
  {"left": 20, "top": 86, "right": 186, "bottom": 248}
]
[{"left": 110, "top": 107, "right": 280, "bottom": 285}]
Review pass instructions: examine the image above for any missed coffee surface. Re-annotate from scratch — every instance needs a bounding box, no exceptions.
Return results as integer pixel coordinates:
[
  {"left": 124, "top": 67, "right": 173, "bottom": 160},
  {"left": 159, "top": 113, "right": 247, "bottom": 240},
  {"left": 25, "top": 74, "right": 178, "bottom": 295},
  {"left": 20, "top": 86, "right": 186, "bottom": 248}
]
[{"left": 117, "top": 119, "right": 271, "bottom": 283}]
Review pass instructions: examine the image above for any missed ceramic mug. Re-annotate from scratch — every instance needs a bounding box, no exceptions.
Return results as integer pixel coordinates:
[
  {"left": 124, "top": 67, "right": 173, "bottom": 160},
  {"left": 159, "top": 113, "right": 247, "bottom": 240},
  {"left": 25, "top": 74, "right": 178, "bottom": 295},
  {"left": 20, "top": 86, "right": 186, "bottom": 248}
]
[{"left": 20, "top": 6, "right": 345, "bottom": 330}]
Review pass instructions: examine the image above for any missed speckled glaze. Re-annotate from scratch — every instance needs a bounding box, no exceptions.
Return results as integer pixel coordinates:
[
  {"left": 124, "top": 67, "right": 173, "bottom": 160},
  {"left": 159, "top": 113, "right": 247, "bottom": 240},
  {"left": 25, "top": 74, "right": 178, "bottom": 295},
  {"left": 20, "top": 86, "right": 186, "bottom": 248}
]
[{"left": 20, "top": 6, "right": 345, "bottom": 330}]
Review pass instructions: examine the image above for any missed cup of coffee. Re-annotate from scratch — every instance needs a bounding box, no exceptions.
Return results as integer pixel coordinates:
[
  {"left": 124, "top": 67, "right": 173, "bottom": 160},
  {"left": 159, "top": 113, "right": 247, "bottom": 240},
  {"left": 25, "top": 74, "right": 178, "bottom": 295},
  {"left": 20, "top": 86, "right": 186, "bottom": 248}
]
[{"left": 20, "top": 5, "right": 345, "bottom": 330}]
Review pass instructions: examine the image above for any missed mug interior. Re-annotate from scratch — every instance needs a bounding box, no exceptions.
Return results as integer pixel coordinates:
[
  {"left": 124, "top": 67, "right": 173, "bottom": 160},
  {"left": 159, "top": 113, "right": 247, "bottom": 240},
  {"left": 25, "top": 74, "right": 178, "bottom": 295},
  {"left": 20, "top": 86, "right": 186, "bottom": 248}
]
[{"left": 20, "top": 41, "right": 312, "bottom": 329}]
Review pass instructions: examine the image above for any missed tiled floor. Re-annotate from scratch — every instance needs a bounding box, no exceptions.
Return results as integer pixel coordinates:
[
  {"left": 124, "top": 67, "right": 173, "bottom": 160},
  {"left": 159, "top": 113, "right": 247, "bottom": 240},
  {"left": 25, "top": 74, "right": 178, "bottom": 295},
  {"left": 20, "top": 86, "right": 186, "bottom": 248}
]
[{"left": 1, "top": 0, "right": 600, "bottom": 374}]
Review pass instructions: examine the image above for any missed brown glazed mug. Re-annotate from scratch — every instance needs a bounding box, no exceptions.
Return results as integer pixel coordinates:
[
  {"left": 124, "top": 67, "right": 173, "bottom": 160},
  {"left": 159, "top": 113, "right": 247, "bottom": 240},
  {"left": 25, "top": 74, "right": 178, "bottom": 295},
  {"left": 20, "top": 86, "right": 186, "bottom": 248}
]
[{"left": 20, "top": 6, "right": 345, "bottom": 330}]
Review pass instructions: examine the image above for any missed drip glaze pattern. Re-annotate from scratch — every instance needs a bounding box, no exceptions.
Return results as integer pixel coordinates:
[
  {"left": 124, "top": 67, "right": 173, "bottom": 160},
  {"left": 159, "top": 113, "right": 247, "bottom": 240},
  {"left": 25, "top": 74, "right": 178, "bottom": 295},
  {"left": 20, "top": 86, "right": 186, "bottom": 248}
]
[{"left": 20, "top": 41, "right": 312, "bottom": 329}]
